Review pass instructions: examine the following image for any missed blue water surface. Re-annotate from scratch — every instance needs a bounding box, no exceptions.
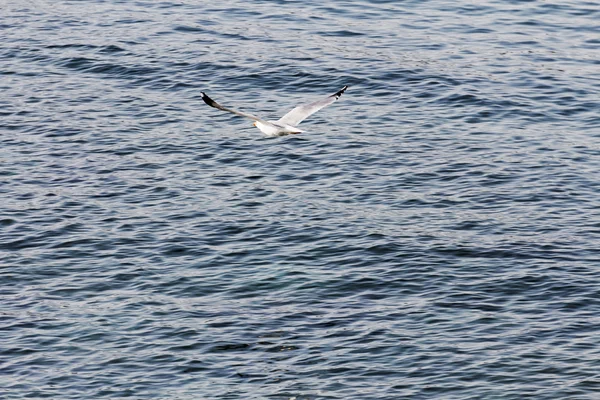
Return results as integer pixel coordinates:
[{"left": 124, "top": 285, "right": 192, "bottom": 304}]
[{"left": 1, "top": 0, "right": 599, "bottom": 399}]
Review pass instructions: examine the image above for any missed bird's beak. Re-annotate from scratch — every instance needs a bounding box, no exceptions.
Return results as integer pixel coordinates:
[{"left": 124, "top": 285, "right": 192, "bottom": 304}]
[{"left": 252, "top": 122, "right": 257, "bottom": 127}]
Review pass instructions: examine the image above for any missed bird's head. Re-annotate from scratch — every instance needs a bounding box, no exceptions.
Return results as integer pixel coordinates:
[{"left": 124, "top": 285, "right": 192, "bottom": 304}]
[{"left": 253, "top": 121, "right": 258, "bottom": 127}]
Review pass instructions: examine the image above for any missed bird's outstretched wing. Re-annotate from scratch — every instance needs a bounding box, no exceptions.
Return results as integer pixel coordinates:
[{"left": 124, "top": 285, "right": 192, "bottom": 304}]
[
  {"left": 277, "top": 86, "right": 348, "bottom": 127},
  {"left": 201, "top": 92, "right": 263, "bottom": 121}
]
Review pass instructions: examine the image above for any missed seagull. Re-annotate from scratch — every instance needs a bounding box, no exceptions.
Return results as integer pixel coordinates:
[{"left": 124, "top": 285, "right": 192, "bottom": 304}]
[{"left": 201, "top": 86, "right": 348, "bottom": 137}]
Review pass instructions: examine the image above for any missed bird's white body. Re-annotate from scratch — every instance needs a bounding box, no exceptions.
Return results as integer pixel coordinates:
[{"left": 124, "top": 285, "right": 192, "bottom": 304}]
[
  {"left": 254, "top": 120, "right": 304, "bottom": 137},
  {"left": 201, "top": 86, "right": 348, "bottom": 136}
]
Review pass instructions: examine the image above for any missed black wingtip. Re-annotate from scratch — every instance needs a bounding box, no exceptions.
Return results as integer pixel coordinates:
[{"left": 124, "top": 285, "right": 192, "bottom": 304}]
[
  {"left": 333, "top": 85, "right": 348, "bottom": 98},
  {"left": 201, "top": 92, "right": 218, "bottom": 108}
]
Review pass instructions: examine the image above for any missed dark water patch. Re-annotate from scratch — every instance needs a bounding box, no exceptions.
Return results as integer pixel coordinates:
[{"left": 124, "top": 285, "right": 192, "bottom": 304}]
[
  {"left": 97, "top": 44, "right": 127, "bottom": 54},
  {"left": 59, "top": 57, "right": 160, "bottom": 79},
  {"left": 45, "top": 43, "right": 99, "bottom": 50},
  {"left": 318, "top": 30, "right": 365, "bottom": 37},
  {"left": 173, "top": 25, "right": 208, "bottom": 33}
]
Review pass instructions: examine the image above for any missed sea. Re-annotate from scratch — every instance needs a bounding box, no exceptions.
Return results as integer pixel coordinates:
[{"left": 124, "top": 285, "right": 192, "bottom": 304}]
[{"left": 1, "top": 1, "right": 599, "bottom": 399}]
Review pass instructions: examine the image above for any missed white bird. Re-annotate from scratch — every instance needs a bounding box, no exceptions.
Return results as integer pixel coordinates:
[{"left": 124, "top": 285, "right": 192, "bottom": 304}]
[{"left": 201, "top": 86, "right": 348, "bottom": 137}]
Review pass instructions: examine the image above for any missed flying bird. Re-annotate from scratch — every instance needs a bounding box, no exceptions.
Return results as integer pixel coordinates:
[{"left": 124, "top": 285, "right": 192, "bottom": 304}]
[{"left": 201, "top": 86, "right": 348, "bottom": 137}]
